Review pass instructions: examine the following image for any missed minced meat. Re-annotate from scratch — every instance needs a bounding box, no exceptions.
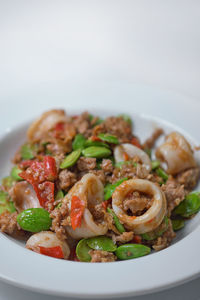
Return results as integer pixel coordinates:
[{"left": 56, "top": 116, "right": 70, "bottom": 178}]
[
  {"left": 161, "top": 179, "right": 186, "bottom": 215},
  {"left": 89, "top": 250, "right": 117, "bottom": 262},
  {"left": 176, "top": 167, "right": 200, "bottom": 191}
]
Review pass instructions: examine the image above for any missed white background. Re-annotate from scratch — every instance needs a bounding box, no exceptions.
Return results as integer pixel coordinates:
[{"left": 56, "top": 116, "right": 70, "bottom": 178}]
[{"left": 0, "top": 0, "right": 200, "bottom": 299}]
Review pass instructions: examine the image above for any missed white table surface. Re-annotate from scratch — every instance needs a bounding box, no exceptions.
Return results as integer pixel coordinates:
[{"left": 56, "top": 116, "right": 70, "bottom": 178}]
[{"left": 0, "top": 0, "right": 200, "bottom": 299}]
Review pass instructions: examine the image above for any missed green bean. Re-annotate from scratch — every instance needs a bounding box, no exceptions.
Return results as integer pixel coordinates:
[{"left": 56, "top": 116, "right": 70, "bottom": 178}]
[
  {"left": 156, "top": 168, "right": 168, "bottom": 182},
  {"left": 60, "top": 149, "right": 81, "bottom": 169},
  {"left": 115, "top": 244, "right": 151, "bottom": 260},
  {"left": 174, "top": 192, "right": 200, "bottom": 218},
  {"left": 118, "top": 114, "right": 132, "bottom": 126},
  {"left": 82, "top": 146, "right": 111, "bottom": 159},
  {"left": 107, "top": 207, "right": 125, "bottom": 233},
  {"left": 11, "top": 166, "right": 22, "bottom": 181},
  {"left": 151, "top": 160, "right": 160, "bottom": 170},
  {"left": 76, "top": 239, "right": 91, "bottom": 262},
  {"left": 172, "top": 219, "right": 185, "bottom": 231},
  {"left": 104, "top": 178, "right": 128, "bottom": 201},
  {"left": 98, "top": 133, "right": 119, "bottom": 144},
  {"left": 141, "top": 216, "right": 169, "bottom": 241},
  {"left": 17, "top": 208, "right": 52, "bottom": 232},
  {"left": 72, "top": 134, "right": 86, "bottom": 150},
  {"left": 84, "top": 140, "right": 110, "bottom": 149},
  {"left": 87, "top": 236, "right": 117, "bottom": 252},
  {"left": 0, "top": 191, "right": 16, "bottom": 214},
  {"left": 21, "top": 144, "right": 38, "bottom": 160}
]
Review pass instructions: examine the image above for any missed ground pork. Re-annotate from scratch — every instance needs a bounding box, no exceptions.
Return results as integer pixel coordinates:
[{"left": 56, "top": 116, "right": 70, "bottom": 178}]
[
  {"left": 142, "top": 128, "right": 164, "bottom": 149},
  {"left": 112, "top": 163, "right": 137, "bottom": 183},
  {"left": 123, "top": 191, "right": 153, "bottom": 216},
  {"left": 77, "top": 157, "right": 96, "bottom": 171},
  {"left": 46, "top": 140, "right": 72, "bottom": 156},
  {"left": 136, "top": 164, "right": 150, "bottom": 179},
  {"left": 152, "top": 219, "right": 176, "bottom": 251},
  {"left": 58, "top": 170, "right": 77, "bottom": 191},
  {"left": 72, "top": 112, "right": 92, "bottom": 137},
  {"left": 161, "top": 179, "right": 186, "bottom": 215},
  {"left": 92, "top": 116, "right": 133, "bottom": 142},
  {"left": 0, "top": 212, "right": 20, "bottom": 235},
  {"left": 90, "top": 203, "right": 105, "bottom": 221},
  {"left": 89, "top": 250, "right": 117, "bottom": 262},
  {"left": 100, "top": 159, "right": 113, "bottom": 173},
  {"left": 50, "top": 202, "right": 69, "bottom": 240},
  {"left": 105, "top": 212, "right": 121, "bottom": 234},
  {"left": 112, "top": 231, "right": 134, "bottom": 244},
  {"left": 176, "top": 167, "right": 200, "bottom": 191}
]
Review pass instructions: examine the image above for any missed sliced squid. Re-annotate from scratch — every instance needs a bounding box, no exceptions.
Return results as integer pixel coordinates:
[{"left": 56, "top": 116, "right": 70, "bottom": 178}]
[
  {"left": 10, "top": 181, "right": 41, "bottom": 213},
  {"left": 27, "top": 109, "right": 69, "bottom": 141},
  {"left": 114, "top": 143, "right": 152, "bottom": 172},
  {"left": 26, "top": 231, "right": 70, "bottom": 259},
  {"left": 64, "top": 173, "right": 108, "bottom": 239},
  {"left": 156, "top": 132, "right": 197, "bottom": 175},
  {"left": 112, "top": 179, "right": 167, "bottom": 234}
]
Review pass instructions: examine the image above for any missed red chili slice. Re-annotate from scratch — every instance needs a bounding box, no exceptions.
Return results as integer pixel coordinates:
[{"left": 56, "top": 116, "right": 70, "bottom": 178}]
[
  {"left": 39, "top": 246, "right": 64, "bottom": 259},
  {"left": 130, "top": 137, "right": 142, "bottom": 149},
  {"left": 43, "top": 156, "right": 57, "bottom": 180},
  {"left": 70, "top": 196, "right": 85, "bottom": 230}
]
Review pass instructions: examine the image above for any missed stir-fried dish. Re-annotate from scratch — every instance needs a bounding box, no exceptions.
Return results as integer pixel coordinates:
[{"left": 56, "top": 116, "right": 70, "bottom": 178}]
[{"left": 0, "top": 109, "right": 200, "bottom": 262}]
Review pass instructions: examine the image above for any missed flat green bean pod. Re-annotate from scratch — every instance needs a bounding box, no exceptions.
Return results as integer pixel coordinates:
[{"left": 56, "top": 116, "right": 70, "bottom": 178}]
[
  {"left": 174, "top": 192, "right": 200, "bottom": 218},
  {"left": 60, "top": 149, "right": 81, "bottom": 169},
  {"left": 76, "top": 239, "right": 91, "bottom": 262},
  {"left": 98, "top": 133, "right": 119, "bottom": 144},
  {"left": 172, "top": 219, "right": 185, "bottom": 231},
  {"left": 17, "top": 208, "right": 52, "bottom": 232},
  {"left": 115, "top": 244, "right": 151, "bottom": 260},
  {"left": 72, "top": 134, "right": 86, "bottom": 150},
  {"left": 82, "top": 146, "right": 111, "bottom": 159},
  {"left": 87, "top": 236, "right": 117, "bottom": 252}
]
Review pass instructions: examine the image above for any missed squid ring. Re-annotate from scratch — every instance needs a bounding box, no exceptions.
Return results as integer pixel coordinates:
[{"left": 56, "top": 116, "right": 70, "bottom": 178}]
[
  {"left": 26, "top": 231, "right": 70, "bottom": 259},
  {"left": 112, "top": 179, "right": 167, "bottom": 234},
  {"left": 114, "top": 143, "right": 152, "bottom": 171},
  {"left": 156, "top": 132, "right": 197, "bottom": 175},
  {"left": 64, "top": 174, "right": 108, "bottom": 239}
]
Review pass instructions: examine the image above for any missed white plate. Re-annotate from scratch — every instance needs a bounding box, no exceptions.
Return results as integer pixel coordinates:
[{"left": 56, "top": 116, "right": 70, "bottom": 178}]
[{"left": 0, "top": 84, "right": 200, "bottom": 298}]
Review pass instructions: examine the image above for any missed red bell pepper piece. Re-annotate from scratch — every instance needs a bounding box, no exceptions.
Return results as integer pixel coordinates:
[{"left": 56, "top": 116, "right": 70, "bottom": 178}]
[
  {"left": 43, "top": 156, "right": 57, "bottom": 180},
  {"left": 70, "top": 196, "right": 85, "bottom": 230},
  {"left": 53, "top": 122, "right": 65, "bottom": 138},
  {"left": 35, "top": 181, "right": 55, "bottom": 208},
  {"left": 123, "top": 152, "right": 130, "bottom": 161},
  {"left": 39, "top": 246, "right": 64, "bottom": 259},
  {"left": 19, "top": 160, "right": 35, "bottom": 169},
  {"left": 132, "top": 235, "right": 142, "bottom": 244},
  {"left": 130, "top": 137, "right": 142, "bottom": 149},
  {"left": 102, "top": 199, "right": 112, "bottom": 210},
  {"left": 91, "top": 136, "right": 101, "bottom": 142}
]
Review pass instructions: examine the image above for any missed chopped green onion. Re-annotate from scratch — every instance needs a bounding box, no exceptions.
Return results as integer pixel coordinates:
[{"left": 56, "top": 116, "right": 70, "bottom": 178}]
[
  {"left": 151, "top": 160, "right": 160, "bottom": 170},
  {"left": 156, "top": 168, "right": 168, "bottom": 182},
  {"left": 107, "top": 207, "right": 125, "bottom": 233}
]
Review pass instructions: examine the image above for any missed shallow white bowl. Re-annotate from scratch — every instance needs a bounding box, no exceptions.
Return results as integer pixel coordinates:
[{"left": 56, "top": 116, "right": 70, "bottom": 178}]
[{"left": 0, "top": 84, "right": 200, "bottom": 298}]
